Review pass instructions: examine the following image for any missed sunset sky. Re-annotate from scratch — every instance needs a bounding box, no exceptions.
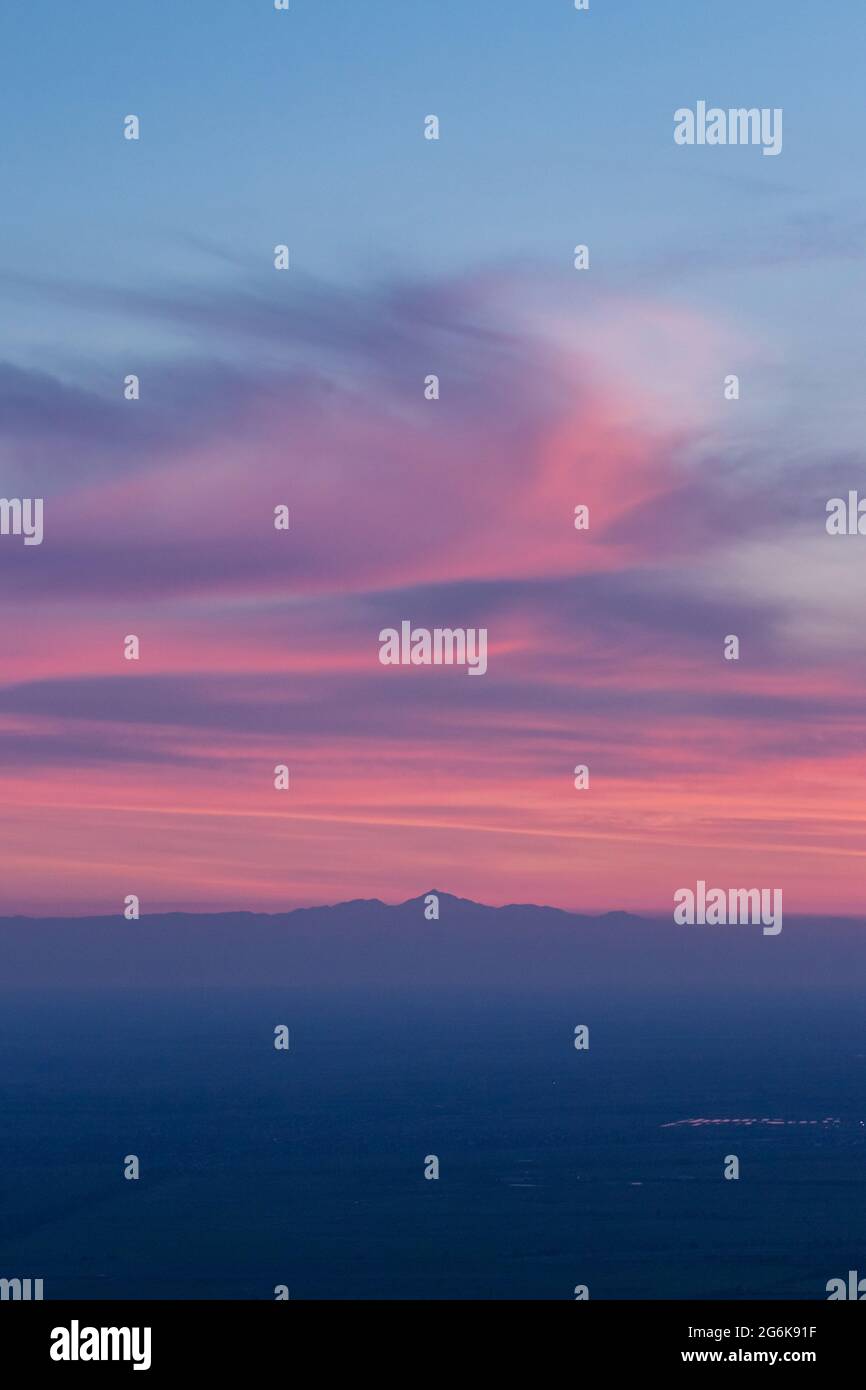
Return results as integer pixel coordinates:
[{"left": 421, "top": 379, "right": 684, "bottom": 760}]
[{"left": 0, "top": 0, "right": 864, "bottom": 915}]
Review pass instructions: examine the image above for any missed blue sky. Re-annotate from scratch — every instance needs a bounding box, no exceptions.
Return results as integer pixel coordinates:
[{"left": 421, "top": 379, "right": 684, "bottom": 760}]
[
  {"left": 2, "top": 0, "right": 865, "bottom": 440},
  {"left": 0, "top": 0, "right": 862, "bottom": 279}
]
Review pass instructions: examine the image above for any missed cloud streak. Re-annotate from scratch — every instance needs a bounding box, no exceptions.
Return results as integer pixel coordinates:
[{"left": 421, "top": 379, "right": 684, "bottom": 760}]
[{"left": 1, "top": 265, "right": 864, "bottom": 913}]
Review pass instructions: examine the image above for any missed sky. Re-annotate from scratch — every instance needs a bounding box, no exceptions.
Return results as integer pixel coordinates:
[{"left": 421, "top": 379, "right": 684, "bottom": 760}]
[{"left": 0, "top": 0, "right": 865, "bottom": 915}]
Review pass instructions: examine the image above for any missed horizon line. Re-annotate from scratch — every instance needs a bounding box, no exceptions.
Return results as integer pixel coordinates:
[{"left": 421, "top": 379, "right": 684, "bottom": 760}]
[{"left": 1, "top": 890, "right": 864, "bottom": 925}]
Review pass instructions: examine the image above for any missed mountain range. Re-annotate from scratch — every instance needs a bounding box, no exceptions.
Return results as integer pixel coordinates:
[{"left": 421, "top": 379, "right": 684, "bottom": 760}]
[{"left": 1, "top": 892, "right": 863, "bottom": 993}]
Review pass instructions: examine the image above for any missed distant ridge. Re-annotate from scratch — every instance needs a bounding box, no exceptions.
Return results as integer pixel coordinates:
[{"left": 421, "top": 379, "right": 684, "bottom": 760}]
[
  {"left": 0, "top": 893, "right": 863, "bottom": 993},
  {"left": 0, "top": 889, "right": 646, "bottom": 925}
]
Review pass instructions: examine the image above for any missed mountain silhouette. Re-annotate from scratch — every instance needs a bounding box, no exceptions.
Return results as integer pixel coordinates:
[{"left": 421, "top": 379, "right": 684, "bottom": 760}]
[{"left": 0, "top": 892, "right": 862, "bottom": 993}]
